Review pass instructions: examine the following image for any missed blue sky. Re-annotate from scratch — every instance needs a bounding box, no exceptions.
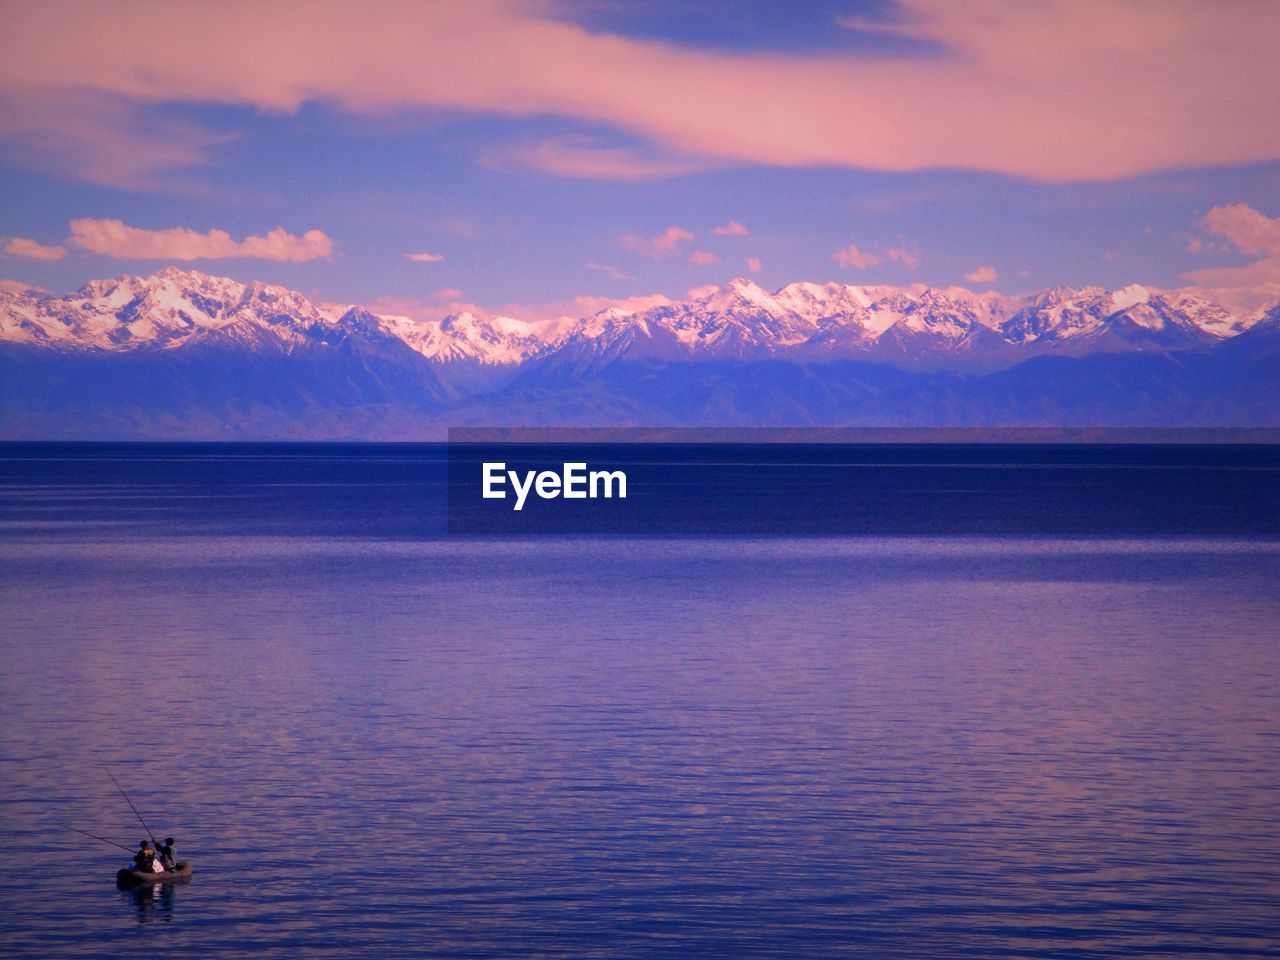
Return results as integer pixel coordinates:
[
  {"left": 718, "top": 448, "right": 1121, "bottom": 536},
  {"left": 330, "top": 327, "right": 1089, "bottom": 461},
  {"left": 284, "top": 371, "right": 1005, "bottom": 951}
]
[{"left": 2, "top": 0, "right": 1279, "bottom": 318}]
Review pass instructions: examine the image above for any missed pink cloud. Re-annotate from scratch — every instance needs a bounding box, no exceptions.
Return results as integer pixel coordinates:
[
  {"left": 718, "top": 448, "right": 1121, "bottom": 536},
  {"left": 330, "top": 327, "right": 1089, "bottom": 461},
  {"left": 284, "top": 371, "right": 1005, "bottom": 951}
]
[
  {"left": 67, "top": 218, "right": 333, "bottom": 261},
  {"left": 886, "top": 247, "right": 920, "bottom": 271},
  {"left": 365, "top": 295, "right": 446, "bottom": 322},
  {"left": 482, "top": 137, "right": 708, "bottom": 180},
  {"left": 689, "top": 250, "right": 718, "bottom": 266},
  {"left": 745, "top": 257, "right": 762, "bottom": 273},
  {"left": 1183, "top": 204, "right": 1280, "bottom": 291},
  {"left": 587, "top": 262, "right": 632, "bottom": 281},
  {"left": 1184, "top": 257, "right": 1280, "bottom": 291},
  {"left": 833, "top": 243, "right": 882, "bottom": 270},
  {"left": 835, "top": 242, "right": 919, "bottom": 271},
  {"left": 3, "top": 237, "right": 66, "bottom": 260},
  {"left": 0, "top": 278, "right": 49, "bottom": 294},
  {"left": 0, "top": 89, "right": 233, "bottom": 193},
  {"left": 711, "top": 221, "right": 749, "bottom": 237},
  {"left": 567, "top": 292, "right": 673, "bottom": 318},
  {"left": 1198, "top": 204, "right": 1280, "bottom": 258},
  {"left": 686, "top": 284, "right": 720, "bottom": 299},
  {"left": 1181, "top": 281, "right": 1280, "bottom": 316},
  {"left": 2, "top": 1, "right": 1277, "bottom": 182},
  {"left": 620, "top": 226, "right": 693, "bottom": 260},
  {"left": 406, "top": 251, "right": 444, "bottom": 263},
  {"left": 965, "top": 265, "right": 998, "bottom": 284},
  {"left": 433, "top": 218, "right": 483, "bottom": 240}
]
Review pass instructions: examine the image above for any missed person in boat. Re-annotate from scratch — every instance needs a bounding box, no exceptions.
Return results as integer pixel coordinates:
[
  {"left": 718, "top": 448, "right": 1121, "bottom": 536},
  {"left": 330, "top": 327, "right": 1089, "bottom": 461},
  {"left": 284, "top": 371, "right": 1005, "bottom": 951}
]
[
  {"left": 133, "top": 840, "right": 158, "bottom": 873},
  {"left": 156, "top": 837, "right": 176, "bottom": 870}
]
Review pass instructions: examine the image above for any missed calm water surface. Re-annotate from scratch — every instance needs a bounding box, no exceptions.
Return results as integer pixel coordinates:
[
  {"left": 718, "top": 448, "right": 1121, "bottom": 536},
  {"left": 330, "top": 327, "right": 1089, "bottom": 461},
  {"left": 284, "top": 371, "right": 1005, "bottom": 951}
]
[{"left": 1, "top": 445, "right": 1278, "bottom": 958}]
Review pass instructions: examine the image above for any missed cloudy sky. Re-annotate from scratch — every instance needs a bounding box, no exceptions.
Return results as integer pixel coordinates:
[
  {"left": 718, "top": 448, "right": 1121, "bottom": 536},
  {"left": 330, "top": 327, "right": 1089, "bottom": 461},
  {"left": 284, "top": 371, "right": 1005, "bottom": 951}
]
[{"left": 2, "top": 0, "right": 1279, "bottom": 320}]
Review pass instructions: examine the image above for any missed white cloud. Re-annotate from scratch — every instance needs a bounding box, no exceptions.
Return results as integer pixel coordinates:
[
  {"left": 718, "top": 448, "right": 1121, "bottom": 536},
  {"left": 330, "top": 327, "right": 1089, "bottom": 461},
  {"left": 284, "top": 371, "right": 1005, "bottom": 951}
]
[
  {"left": 3, "top": 236, "right": 67, "bottom": 260},
  {"left": 67, "top": 218, "right": 333, "bottom": 261}
]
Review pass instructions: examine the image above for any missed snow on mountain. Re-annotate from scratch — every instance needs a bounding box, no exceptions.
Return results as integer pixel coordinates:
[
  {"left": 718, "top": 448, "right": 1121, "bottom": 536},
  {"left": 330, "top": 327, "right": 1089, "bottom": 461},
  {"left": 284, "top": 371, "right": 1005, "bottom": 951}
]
[
  {"left": 863, "top": 288, "right": 1018, "bottom": 370},
  {"left": 1145, "top": 290, "right": 1243, "bottom": 338},
  {"left": 578, "top": 305, "right": 639, "bottom": 339},
  {"left": 0, "top": 267, "right": 342, "bottom": 352},
  {"left": 1000, "top": 284, "right": 1234, "bottom": 352},
  {"left": 379, "top": 310, "right": 542, "bottom": 364},
  {"left": 658, "top": 277, "right": 820, "bottom": 353},
  {"left": 773, "top": 281, "right": 873, "bottom": 319},
  {"left": 545, "top": 277, "right": 816, "bottom": 366},
  {"left": 556, "top": 281, "right": 1028, "bottom": 370},
  {"left": 892, "top": 289, "right": 983, "bottom": 341},
  {"left": 1, "top": 268, "right": 1273, "bottom": 373},
  {"left": 1002, "top": 285, "right": 1112, "bottom": 344},
  {"left": 0, "top": 267, "right": 559, "bottom": 366},
  {"left": 383, "top": 307, "right": 585, "bottom": 365},
  {"left": 1110, "top": 283, "right": 1150, "bottom": 311}
]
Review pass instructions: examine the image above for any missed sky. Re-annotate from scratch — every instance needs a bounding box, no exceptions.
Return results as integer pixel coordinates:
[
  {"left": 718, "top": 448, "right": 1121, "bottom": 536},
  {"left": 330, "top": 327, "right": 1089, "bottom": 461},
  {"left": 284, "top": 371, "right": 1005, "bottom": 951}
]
[{"left": 2, "top": 0, "right": 1280, "bottom": 321}]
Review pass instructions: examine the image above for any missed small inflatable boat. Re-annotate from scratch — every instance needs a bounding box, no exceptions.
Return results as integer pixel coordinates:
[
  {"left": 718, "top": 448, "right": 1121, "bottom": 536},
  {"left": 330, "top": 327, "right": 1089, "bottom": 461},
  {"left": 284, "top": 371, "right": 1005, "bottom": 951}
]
[{"left": 116, "top": 862, "right": 192, "bottom": 886}]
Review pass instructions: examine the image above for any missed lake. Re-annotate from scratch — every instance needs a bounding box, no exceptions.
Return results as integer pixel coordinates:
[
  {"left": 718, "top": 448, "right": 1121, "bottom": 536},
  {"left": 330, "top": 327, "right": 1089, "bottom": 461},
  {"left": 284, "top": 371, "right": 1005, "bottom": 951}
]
[{"left": 1, "top": 443, "right": 1278, "bottom": 957}]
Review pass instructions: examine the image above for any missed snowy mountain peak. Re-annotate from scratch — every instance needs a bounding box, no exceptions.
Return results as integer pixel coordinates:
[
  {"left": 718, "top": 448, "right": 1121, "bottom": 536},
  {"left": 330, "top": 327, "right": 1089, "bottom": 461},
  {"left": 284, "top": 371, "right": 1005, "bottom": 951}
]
[
  {"left": 697, "top": 277, "right": 782, "bottom": 313},
  {"left": 439, "top": 310, "right": 483, "bottom": 333},
  {"left": 1110, "top": 283, "right": 1150, "bottom": 311},
  {"left": 774, "top": 281, "right": 874, "bottom": 318},
  {"left": 579, "top": 305, "right": 637, "bottom": 338},
  {"left": 155, "top": 265, "right": 214, "bottom": 285},
  {"left": 379, "top": 308, "right": 553, "bottom": 365}
]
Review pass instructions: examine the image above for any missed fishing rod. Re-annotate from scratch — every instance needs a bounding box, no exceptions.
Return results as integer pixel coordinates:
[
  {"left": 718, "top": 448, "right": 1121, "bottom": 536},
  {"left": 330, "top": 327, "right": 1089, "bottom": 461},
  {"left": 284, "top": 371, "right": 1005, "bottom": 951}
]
[
  {"left": 103, "top": 765, "right": 157, "bottom": 847},
  {"left": 59, "top": 823, "right": 134, "bottom": 853}
]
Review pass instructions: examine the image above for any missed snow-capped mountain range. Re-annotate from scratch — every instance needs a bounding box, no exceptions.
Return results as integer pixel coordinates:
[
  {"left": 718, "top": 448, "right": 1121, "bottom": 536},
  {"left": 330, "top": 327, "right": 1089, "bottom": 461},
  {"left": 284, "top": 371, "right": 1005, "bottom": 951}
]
[
  {"left": 4, "top": 267, "right": 1277, "bottom": 438},
  {"left": 0, "top": 267, "right": 1269, "bottom": 370}
]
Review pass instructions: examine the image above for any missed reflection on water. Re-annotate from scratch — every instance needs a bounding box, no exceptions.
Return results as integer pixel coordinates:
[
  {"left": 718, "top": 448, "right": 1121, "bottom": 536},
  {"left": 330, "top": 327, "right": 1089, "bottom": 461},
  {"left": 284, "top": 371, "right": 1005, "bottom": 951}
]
[
  {"left": 120, "top": 876, "right": 187, "bottom": 924},
  {"left": 0, "top": 446, "right": 1278, "bottom": 957}
]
